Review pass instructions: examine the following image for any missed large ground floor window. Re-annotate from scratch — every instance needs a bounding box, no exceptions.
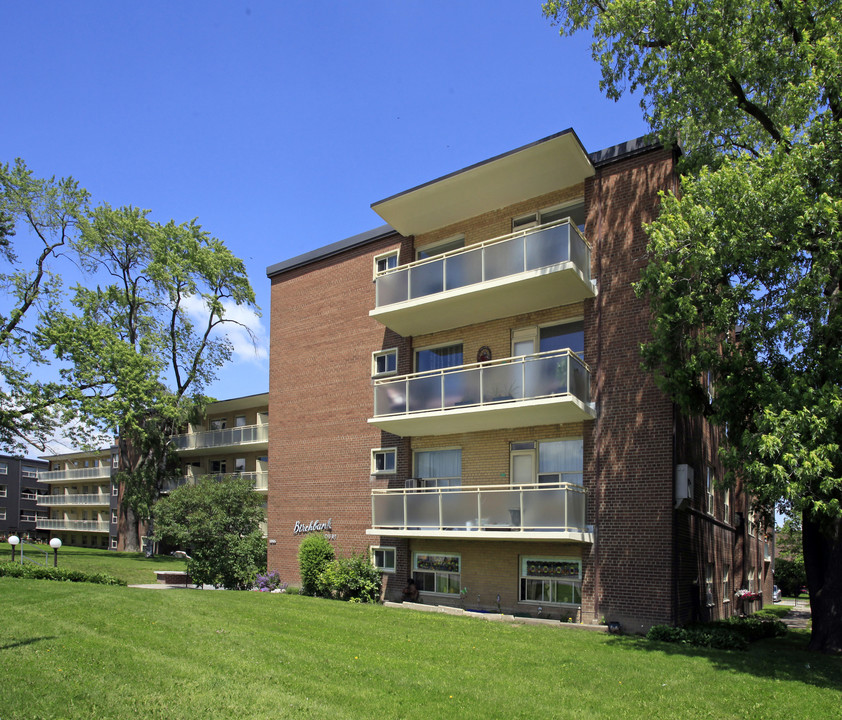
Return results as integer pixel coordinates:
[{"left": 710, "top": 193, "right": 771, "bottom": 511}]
[
  {"left": 519, "top": 556, "right": 581, "bottom": 606},
  {"left": 414, "top": 552, "right": 461, "bottom": 595}
]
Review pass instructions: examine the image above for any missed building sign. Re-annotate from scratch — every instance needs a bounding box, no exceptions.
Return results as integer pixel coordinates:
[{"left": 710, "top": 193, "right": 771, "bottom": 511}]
[{"left": 293, "top": 518, "right": 336, "bottom": 541}]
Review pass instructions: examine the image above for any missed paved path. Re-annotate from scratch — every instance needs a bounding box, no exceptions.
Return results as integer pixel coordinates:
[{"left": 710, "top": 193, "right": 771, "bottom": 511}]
[{"left": 778, "top": 599, "right": 811, "bottom": 629}]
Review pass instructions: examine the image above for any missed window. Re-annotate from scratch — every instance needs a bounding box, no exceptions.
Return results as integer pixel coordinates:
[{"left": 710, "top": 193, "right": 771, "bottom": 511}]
[
  {"left": 747, "top": 567, "right": 756, "bottom": 592},
  {"left": 706, "top": 467, "right": 715, "bottom": 516},
  {"left": 723, "top": 488, "right": 731, "bottom": 524},
  {"left": 371, "top": 547, "right": 396, "bottom": 573},
  {"left": 705, "top": 563, "right": 715, "bottom": 606},
  {"left": 21, "top": 488, "right": 37, "bottom": 501},
  {"left": 723, "top": 565, "right": 731, "bottom": 602},
  {"left": 512, "top": 320, "right": 584, "bottom": 358},
  {"left": 372, "top": 348, "right": 398, "bottom": 377},
  {"left": 111, "top": 537, "right": 118, "bottom": 550},
  {"left": 210, "top": 418, "right": 227, "bottom": 431},
  {"left": 416, "top": 236, "right": 464, "bottom": 261},
  {"left": 509, "top": 439, "right": 583, "bottom": 486},
  {"left": 235, "top": 415, "right": 247, "bottom": 427},
  {"left": 111, "top": 510, "right": 118, "bottom": 523},
  {"left": 414, "top": 343, "right": 463, "bottom": 373},
  {"left": 82, "top": 536, "right": 88, "bottom": 545},
  {"left": 210, "top": 460, "right": 227, "bottom": 474},
  {"left": 414, "top": 449, "right": 461, "bottom": 489},
  {"left": 235, "top": 458, "right": 246, "bottom": 473},
  {"left": 112, "top": 483, "right": 119, "bottom": 497},
  {"left": 413, "top": 553, "right": 460, "bottom": 595},
  {"left": 0, "top": 507, "right": 5, "bottom": 520},
  {"left": 371, "top": 448, "right": 396, "bottom": 475},
  {"left": 519, "top": 557, "right": 582, "bottom": 606},
  {"left": 374, "top": 250, "right": 398, "bottom": 276},
  {"left": 20, "top": 510, "right": 36, "bottom": 523},
  {"left": 21, "top": 466, "right": 38, "bottom": 479},
  {"left": 0, "top": 484, "right": 6, "bottom": 497},
  {"left": 512, "top": 200, "right": 585, "bottom": 233},
  {"left": 83, "top": 459, "right": 90, "bottom": 468},
  {"left": 112, "top": 453, "right": 119, "bottom": 469},
  {"left": 747, "top": 510, "right": 756, "bottom": 537},
  {"left": 0, "top": 462, "right": 7, "bottom": 474}
]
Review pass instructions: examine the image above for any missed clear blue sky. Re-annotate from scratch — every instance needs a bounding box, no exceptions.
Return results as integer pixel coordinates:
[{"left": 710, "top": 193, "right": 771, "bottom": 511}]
[{"left": 2, "top": 1, "right": 647, "bottom": 405}]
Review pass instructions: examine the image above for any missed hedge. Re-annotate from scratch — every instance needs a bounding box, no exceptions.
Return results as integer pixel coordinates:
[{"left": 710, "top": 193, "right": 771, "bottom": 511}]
[{"left": 0, "top": 562, "right": 127, "bottom": 586}]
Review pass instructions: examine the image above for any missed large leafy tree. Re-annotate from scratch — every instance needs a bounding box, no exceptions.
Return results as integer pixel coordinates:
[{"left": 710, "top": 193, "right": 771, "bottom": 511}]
[
  {"left": 47, "top": 205, "right": 259, "bottom": 550},
  {"left": 152, "top": 474, "right": 267, "bottom": 590},
  {"left": 543, "top": 1, "right": 841, "bottom": 652}
]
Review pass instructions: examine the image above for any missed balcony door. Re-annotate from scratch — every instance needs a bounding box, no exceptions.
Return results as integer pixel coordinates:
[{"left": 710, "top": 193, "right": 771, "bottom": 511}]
[{"left": 510, "top": 449, "right": 535, "bottom": 486}]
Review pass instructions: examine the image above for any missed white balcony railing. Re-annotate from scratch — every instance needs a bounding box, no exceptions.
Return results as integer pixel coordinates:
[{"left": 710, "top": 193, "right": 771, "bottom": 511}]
[
  {"left": 38, "top": 494, "right": 111, "bottom": 507},
  {"left": 374, "top": 349, "right": 590, "bottom": 417},
  {"left": 161, "top": 471, "right": 268, "bottom": 494},
  {"left": 38, "top": 466, "right": 112, "bottom": 483},
  {"left": 170, "top": 423, "right": 268, "bottom": 452},
  {"left": 369, "top": 482, "right": 590, "bottom": 540},
  {"left": 36, "top": 519, "right": 110, "bottom": 532},
  {"left": 374, "top": 219, "right": 591, "bottom": 308}
]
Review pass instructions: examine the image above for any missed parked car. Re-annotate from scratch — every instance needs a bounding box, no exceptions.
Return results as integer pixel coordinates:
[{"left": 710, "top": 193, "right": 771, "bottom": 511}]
[{"left": 773, "top": 585, "right": 782, "bottom": 602}]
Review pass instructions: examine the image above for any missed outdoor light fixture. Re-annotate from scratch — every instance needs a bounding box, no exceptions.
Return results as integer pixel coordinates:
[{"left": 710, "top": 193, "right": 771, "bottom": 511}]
[
  {"left": 49, "top": 537, "right": 62, "bottom": 567},
  {"left": 8, "top": 535, "right": 19, "bottom": 562}
]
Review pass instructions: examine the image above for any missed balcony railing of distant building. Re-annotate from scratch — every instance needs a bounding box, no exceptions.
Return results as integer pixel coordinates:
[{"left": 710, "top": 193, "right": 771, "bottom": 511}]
[
  {"left": 373, "top": 349, "right": 590, "bottom": 418},
  {"left": 374, "top": 218, "right": 591, "bottom": 308},
  {"left": 370, "top": 480, "right": 589, "bottom": 539},
  {"left": 161, "top": 470, "right": 268, "bottom": 494},
  {"left": 170, "top": 423, "right": 269, "bottom": 451},
  {"left": 38, "top": 466, "right": 113, "bottom": 483},
  {"left": 36, "top": 519, "right": 110, "bottom": 532},
  {"left": 38, "top": 493, "right": 112, "bottom": 507}
]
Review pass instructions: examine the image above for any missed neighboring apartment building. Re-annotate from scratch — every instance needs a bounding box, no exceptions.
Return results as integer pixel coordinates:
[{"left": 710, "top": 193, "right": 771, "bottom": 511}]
[
  {"left": 0, "top": 454, "right": 50, "bottom": 541},
  {"left": 266, "top": 129, "right": 773, "bottom": 631},
  {"left": 36, "top": 393, "right": 269, "bottom": 550},
  {"left": 36, "top": 448, "right": 117, "bottom": 549}
]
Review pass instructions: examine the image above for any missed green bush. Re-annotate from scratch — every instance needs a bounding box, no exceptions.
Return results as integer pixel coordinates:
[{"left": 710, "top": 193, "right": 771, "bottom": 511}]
[
  {"left": 774, "top": 557, "right": 806, "bottom": 597},
  {"left": 0, "top": 562, "right": 126, "bottom": 586},
  {"left": 646, "top": 615, "right": 785, "bottom": 651},
  {"left": 316, "top": 553, "right": 381, "bottom": 603},
  {"left": 297, "top": 534, "right": 335, "bottom": 596}
]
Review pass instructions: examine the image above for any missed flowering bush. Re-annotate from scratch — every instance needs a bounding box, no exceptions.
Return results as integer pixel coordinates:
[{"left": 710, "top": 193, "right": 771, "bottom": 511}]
[
  {"left": 255, "top": 570, "right": 287, "bottom": 593},
  {"left": 735, "top": 589, "right": 762, "bottom": 601}
]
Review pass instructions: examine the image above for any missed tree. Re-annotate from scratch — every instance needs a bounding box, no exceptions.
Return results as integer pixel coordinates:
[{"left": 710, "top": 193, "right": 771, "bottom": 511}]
[
  {"left": 297, "top": 534, "right": 335, "bottom": 596},
  {"left": 152, "top": 475, "right": 266, "bottom": 590},
  {"left": 0, "top": 160, "right": 90, "bottom": 452},
  {"left": 543, "top": 1, "right": 842, "bottom": 653},
  {"left": 46, "top": 204, "right": 259, "bottom": 550}
]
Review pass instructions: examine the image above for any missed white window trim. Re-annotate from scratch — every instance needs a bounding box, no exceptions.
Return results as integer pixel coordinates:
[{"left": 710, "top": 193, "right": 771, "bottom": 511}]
[
  {"left": 512, "top": 199, "right": 585, "bottom": 233},
  {"left": 413, "top": 552, "right": 461, "bottom": 596},
  {"left": 372, "top": 348, "right": 398, "bottom": 378},
  {"left": 373, "top": 249, "right": 399, "bottom": 278},
  {"left": 412, "top": 447, "right": 462, "bottom": 488},
  {"left": 0, "top": 462, "right": 7, "bottom": 475},
  {"left": 706, "top": 466, "right": 715, "bottom": 516},
  {"left": 21, "top": 466, "right": 39, "bottom": 479},
  {"left": 413, "top": 340, "right": 464, "bottom": 373},
  {"left": 519, "top": 555, "right": 582, "bottom": 607},
  {"left": 0, "top": 485, "right": 6, "bottom": 497},
  {"left": 371, "top": 546, "right": 396, "bottom": 573},
  {"left": 371, "top": 448, "right": 397, "bottom": 475},
  {"left": 723, "top": 565, "right": 731, "bottom": 603},
  {"left": 414, "top": 234, "right": 465, "bottom": 261}
]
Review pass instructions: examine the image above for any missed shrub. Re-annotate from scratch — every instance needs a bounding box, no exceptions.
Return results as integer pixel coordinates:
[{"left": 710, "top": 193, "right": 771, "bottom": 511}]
[
  {"left": 647, "top": 615, "right": 786, "bottom": 651},
  {"left": 0, "top": 562, "right": 126, "bottom": 586},
  {"left": 255, "top": 570, "right": 287, "bottom": 592},
  {"left": 316, "top": 553, "right": 381, "bottom": 603},
  {"left": 297, "top": 534, "right": 335, "bottom": 596}
]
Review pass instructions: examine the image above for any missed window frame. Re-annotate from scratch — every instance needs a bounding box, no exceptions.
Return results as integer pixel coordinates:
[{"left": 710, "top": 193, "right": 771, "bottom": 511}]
[
  {"left": 0, "top": 484, "right": 6, "bottom": 497},
  {"left": 371, "top": 448, "right": 397, "bottom": 475},
  {"left": 0, "top": 462, "right": 7, "bottom": 475},
  {"left": 210, "top": 418, "right": 227, "bottom": 431},
  {"left": 372, "top": 348, "right": 398, "bottom": 377},
  {"left": 706, "top": 466, "right": 715, "bottom": 516},
  {"left": 21, "top": 465, "right": 39, "bottom": 479},
  {"left": 519, "top": 555, "right": 582, "bottom": 607},
  {"left": 0, "top": 507, "right": 5, "bottom": 520},
  {"left": 415, "top": 235, "right": 464, "bottom": 261},
  {"left": 413, "top": 340, "right": 464, "bottom": 374},
  {"left": 20, "top": 487, "right": 37, "bottom": 501},
  {"left": 723, "top": 564, "right": 731, "bottom": 603},
  {"left": 371, "top": 546, "right": 396, "bottom": 573},
  {"left": 413, "top": 552, "right": 461, "bottom": 596},
  {"left": 413, "top": 447, "right": 462, "bottom": 489},
  {"left": 705, "top": 562, "right": 715, "bottom": 607},
  {"left": 373, "top": 249, "right": 399, "bottom": 277},
  {"left": 512, "top": 199, "right": 585, "bottom": 233}
]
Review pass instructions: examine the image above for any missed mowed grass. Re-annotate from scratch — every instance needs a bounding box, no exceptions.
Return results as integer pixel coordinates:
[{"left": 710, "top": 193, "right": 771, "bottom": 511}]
[
  {"left": 1, "top": 579, "right": 840, "bottom": 720},
  {"left": 0, "top": 543, "right": 186, "bottom": 584}
]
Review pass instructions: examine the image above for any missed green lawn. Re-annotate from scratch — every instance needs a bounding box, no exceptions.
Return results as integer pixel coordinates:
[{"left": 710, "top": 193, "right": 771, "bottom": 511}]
[
  {"left": 0, "top": 543, "right": 185, "bottom": 584},
  {"left": 0, "top": 579, "right": 839, "bottom": 720}
]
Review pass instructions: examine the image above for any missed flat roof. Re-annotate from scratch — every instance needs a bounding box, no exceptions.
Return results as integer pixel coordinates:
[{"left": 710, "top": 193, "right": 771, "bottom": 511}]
[{"left": 266, "top": 132, "right": 660, "bottom": 278}]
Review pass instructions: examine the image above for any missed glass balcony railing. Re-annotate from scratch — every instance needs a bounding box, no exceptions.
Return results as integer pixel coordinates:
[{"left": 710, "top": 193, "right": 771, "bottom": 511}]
[
  {"left": 370, "top": 482, "right": 588, "bottom": 535},
  {"left": 374, "top": 219, "right": 591, "bottom": 308},
  {"left": 38, "top": 466, "right": 113, "bottom": 483},
  {"left": 36, "top": 519, "right": 110, "bottom": 532},
  {"left": 170, "top": 423, "right": 268, "bottom": 451},
  {"left": 38, "top": 494, "right": 111, "bottom": 507},
  {"left": 161, "top": 471, "right": 268, "bottom": 494},
  {"left": 373, "top": 349, "right": 589, "bottom": 418}
]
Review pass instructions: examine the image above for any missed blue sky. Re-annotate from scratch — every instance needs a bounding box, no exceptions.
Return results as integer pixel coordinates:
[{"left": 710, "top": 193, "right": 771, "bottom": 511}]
[{"left": 2, "top": 1, "right": 647, "bottom": 408}]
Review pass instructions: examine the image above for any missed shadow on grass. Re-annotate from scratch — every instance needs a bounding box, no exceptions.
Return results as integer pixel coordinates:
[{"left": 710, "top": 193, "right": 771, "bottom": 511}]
[
  {"left": 606, "top": 629, "right": 841, "bottom": 691},
  {"left": 0, "top": 636, "right": 58, "bottom": 651}
]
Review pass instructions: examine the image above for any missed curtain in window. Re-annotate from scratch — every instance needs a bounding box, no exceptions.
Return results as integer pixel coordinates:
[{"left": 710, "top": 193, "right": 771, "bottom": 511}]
[
  {"left": 415, "top": 449, "right": 461, "bottom": 479},
  {"left": 539, "top": 440, "right": 582, "bottom": 484},
  {"left": 539, "top": 322, "right": 584, "bottom": 355},
  {"left": 415, "top": 344, "right": 463, "bottom": 372}
]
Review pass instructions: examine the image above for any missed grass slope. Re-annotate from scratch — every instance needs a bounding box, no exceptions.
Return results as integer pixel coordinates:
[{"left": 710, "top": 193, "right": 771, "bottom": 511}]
[
  {"left": 0, "top": 544, "right": 185, "bottom": 585},
  {"left": 0, "top": 580, "right": 839, "bottom": 720}
]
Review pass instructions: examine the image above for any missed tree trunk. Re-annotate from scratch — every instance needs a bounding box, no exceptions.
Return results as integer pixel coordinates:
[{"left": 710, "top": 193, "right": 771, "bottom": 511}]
[
  {"left": 802, "top": 510, "right": 842, "bottom": 654},
  {"left": 120, "top": 504, "right": 141, "bottom": 553}
]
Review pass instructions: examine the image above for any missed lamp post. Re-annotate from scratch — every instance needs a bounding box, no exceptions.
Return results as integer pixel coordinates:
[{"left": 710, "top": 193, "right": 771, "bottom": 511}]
[
  {"left": 49, "top": 537, "right": 62, "bottom": 567},
  {"left": 8, "top": 535, "right": 20, "bottom": 563}
]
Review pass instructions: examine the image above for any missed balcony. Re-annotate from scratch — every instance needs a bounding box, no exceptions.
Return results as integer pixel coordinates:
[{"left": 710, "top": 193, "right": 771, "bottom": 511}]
[
  {"left": 369, "top": 349, "right": 594, "bottom": 437},
  {"left": 161, "top": 471, "right": 268, "bottom": 494},
  {"left": 367, "top": 482, "right": 592, "bottom": 542},
  {"left": 170, "top": 423, "right": 269, "bottom": 456},
  {"left": 36, "top": 519, "right": 110, "bottom": 533},
  {"left": 38, "top": 466, "right": 112, "bottom": 483},
  {"left": 370, "top": 220, "right": 595, "bottom": 336},
  {"left": 38, "top": 494, "right": 111, "bottom": 507}
]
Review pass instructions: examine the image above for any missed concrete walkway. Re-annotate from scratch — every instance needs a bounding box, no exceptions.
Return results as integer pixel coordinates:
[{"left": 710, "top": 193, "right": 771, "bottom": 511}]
[{"left": 777, "top": 599, "right": 811, "bottom": 629}]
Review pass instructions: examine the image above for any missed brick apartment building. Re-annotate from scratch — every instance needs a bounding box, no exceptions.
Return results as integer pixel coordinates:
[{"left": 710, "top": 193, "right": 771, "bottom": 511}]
[
  {"left": 266, "top": 129, "right": 772, "bottom": 630},
  {"left": 0, "top": 454, "right": 49, "bottom": 541},
  {"left": 35, "top": 393, "right": 269, "bottom": 550}
]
